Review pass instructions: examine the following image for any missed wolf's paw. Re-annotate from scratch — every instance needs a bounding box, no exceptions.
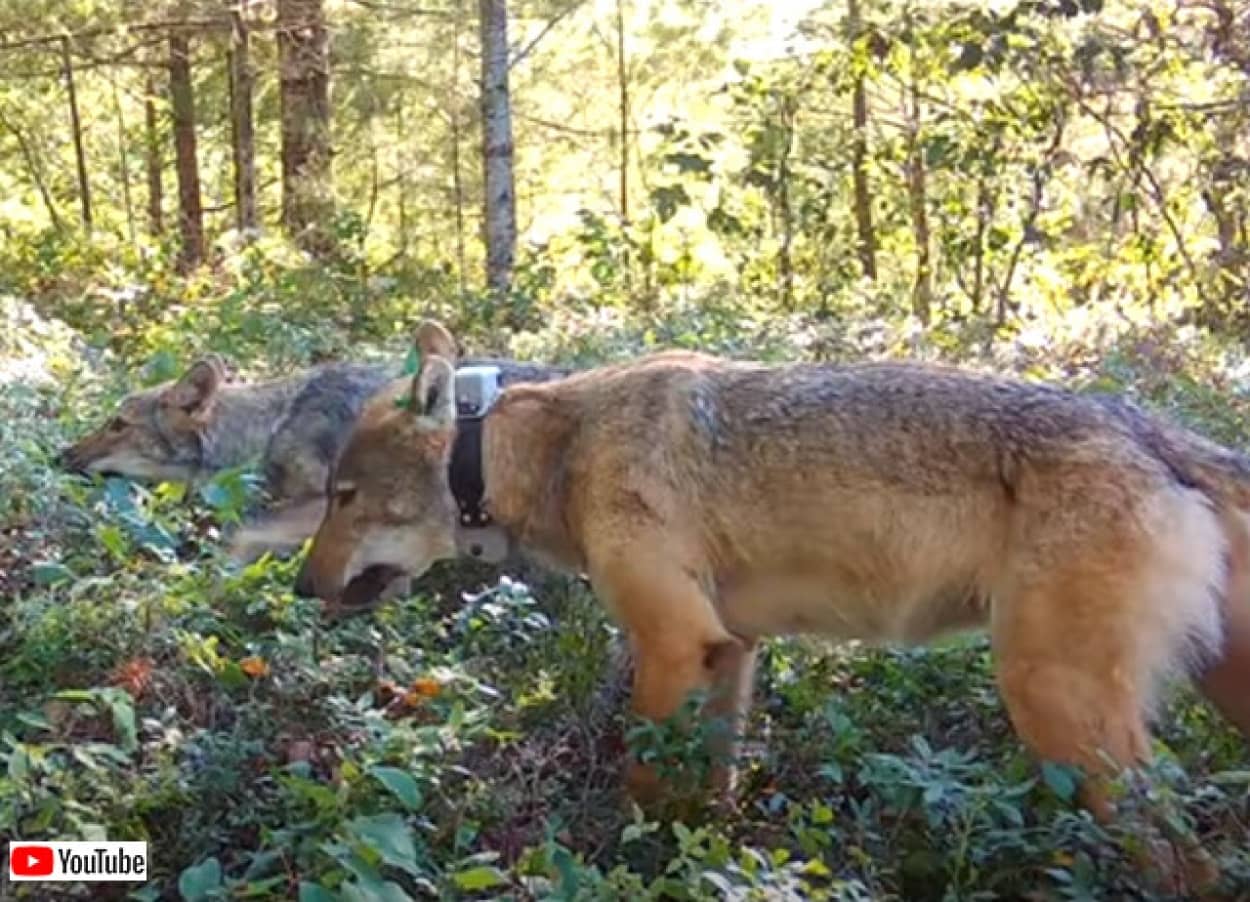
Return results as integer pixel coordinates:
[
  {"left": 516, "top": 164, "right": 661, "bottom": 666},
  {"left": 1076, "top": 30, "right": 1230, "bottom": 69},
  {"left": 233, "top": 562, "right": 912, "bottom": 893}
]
[
  {"left": 623, "top": 760, "right": 731, "bottom": 823},
  {"left": 1138, "top": 836, "right": 1221, "bottom": 899},
  {"left": 624, "top": 760, "right": 665, "bottom": 809}
]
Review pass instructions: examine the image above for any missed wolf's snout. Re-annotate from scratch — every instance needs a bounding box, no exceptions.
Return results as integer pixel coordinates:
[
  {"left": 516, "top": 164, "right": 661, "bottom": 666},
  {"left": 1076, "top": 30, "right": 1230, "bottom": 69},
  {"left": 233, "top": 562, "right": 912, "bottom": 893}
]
[{"left": 58, "top": 446, "right": 85, "bottom": 473}]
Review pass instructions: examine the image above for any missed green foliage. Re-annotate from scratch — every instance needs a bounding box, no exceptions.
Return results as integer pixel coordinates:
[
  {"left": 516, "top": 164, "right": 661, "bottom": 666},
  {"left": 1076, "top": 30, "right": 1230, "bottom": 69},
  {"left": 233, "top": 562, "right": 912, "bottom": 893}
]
[{"left": 3, "top": 295, "right": 1250, "bottom": 899}]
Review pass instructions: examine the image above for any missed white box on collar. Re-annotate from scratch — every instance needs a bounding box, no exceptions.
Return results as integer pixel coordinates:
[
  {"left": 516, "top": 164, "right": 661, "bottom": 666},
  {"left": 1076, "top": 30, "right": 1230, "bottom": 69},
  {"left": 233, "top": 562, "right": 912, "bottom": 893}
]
[{"left": 455, "top": 365, "right": 503, "bottom": 417}]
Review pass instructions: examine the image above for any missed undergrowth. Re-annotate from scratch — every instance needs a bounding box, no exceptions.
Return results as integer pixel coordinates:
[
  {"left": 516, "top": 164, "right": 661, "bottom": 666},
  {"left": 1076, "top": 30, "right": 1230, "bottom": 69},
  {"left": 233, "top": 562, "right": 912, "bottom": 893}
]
[{"left": 1, "top": 270, "right": 1248, "bottom": 900}]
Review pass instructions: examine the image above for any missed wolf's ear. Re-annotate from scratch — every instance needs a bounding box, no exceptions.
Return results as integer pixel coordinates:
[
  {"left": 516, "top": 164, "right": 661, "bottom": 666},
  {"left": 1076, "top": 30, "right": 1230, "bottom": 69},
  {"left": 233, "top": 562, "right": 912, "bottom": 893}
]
[
  {"left": 409, "top": 355, "right": 456, "bottom": 428},
  {"left": 166, "top": 355, "right": 226, "bottom": 413},
  {"left": 414, "top": 320, "right": 458, "bottom": 364}
]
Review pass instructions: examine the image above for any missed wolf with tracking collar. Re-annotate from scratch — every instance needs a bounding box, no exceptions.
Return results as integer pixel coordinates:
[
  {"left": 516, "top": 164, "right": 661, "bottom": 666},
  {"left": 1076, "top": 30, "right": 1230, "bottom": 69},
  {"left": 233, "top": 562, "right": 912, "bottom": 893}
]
[{"left": 295, "top": 320, "right": 1250, "bottom": 892}]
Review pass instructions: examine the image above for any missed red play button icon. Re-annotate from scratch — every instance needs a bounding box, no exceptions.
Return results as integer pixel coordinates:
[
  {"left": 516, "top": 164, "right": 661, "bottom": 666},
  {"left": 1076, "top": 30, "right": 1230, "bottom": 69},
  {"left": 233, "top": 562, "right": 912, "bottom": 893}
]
[{"left": 10, "top": 845, "right": 54, "bottom": 877}]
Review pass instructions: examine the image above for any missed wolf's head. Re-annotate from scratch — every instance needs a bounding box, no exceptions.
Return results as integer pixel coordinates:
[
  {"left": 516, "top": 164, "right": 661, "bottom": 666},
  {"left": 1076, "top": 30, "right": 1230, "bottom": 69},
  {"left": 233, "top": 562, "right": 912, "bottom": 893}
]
[
  {"left": 60, "top": 355, "right": 229, "bottom": 482},
  {"left": 294, "top": 322, "right": 462, "bottom": 605}
]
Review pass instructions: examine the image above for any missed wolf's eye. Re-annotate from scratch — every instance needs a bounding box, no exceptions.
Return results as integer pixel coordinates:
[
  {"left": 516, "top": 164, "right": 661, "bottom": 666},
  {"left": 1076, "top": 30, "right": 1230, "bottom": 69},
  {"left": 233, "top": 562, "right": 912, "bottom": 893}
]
[
  {"left": 109, "top": 418, "right": 127, "bottom": 433},
  {"left": 335, "top": 486, "right": 357, "bottom": 507}
]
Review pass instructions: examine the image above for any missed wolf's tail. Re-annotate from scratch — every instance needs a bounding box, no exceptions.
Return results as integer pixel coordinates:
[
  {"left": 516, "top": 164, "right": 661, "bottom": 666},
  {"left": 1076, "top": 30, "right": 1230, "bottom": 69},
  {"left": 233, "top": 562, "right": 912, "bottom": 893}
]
[{"left": 1123, "top": 404, "right": 1250, "bottom": 510}]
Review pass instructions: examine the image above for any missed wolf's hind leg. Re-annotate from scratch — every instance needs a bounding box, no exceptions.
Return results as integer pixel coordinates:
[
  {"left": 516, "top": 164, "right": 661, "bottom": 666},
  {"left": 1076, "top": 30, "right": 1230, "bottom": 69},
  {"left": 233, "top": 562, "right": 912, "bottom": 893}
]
[
  {"left": 993, "top": 602, "right": 1151, "bottom": 819},
  {"left": 1198, "top": 511, "right": 1250, "bottom": 738},
  {"left": 1198, "top": 599, "right": 1250, "bottom": 738},
  {"left": 992, "top": 552, "right": 1220, "bottom": 893}
]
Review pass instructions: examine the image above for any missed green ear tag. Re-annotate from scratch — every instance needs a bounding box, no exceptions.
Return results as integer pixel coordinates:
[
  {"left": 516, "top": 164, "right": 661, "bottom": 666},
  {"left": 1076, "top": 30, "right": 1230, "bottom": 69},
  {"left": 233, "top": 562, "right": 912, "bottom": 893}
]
[
  {"left": 395, "top": 347, "right": 422, "bottom": 410},
  {"left": 401, "top": 346, "right": 422, "bottom": 376}
]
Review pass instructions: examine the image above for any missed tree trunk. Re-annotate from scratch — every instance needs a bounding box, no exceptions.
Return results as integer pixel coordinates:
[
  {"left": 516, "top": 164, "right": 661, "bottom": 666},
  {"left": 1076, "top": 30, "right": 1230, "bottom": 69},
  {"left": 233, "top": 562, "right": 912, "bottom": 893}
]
[
  {"left": 615, "top": 0, "right": 629, "bottom": 222},
  {"left": 847, "top": 0, "right": 875, "bottom": 280},
  {"left": 905, "top": 77, "right": 931, "bottom": 324},
  {"left": 169, "top": 30, "right": 204, "bottom": 271},
  {"left": 144, "top": 69, "right": 163, "bottom": 236},
  {"left": 0, "top": 108, "right": 64, "bottom": 233},
  {"left": 450, "top": 1, "right": 468, "bottom": 292},
  {"left": 970, "top": 176, "right": 992, "bottom": 313},
  {"left": 776, "top": 98, "right": 796, "bottom": 309},
  {"left": 60, "top": 37, "right": 91, "bottom": 229},
  {"left": 365, "top": 135, "right": 379, "bottom": 239},
  {"left": 278, "top": 0, "right": 334, "bottom": 254},
  {"left": 479, "top": 0, "right": 517, "bottom": 293},
  {"left": 996, "top": 117, "right": 1065, "bottom": 326},
  {"left": 1203, "top": 172, "right": 1247, "bottom": 313},
  {"left": 229, "top": 0, "right": 257, "bottom": 236},
  {"left": 112, "top": 77, "right": 136, "bottom": 244},
  {"left": 394, "top": 100, "right": 408, "bottom": 253}
]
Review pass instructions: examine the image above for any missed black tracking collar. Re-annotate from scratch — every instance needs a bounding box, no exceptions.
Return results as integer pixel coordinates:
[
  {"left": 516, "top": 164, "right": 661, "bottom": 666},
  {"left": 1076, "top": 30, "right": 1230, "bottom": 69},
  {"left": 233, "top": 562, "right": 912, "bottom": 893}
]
[{"left": 449, "top": 413, "right": 490, "bottom": 528}]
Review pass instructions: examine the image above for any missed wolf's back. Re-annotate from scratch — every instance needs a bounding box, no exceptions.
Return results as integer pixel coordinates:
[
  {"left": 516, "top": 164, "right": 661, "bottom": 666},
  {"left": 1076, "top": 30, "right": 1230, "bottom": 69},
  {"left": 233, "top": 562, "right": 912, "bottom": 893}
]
[{"left": 263, "top": 363, "right": 394, "bottom": 499}]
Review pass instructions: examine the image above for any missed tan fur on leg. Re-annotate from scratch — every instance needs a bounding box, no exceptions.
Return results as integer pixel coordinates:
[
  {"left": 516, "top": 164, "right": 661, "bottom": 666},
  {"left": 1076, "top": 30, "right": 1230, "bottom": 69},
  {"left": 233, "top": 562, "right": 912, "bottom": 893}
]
[
  {"left": 589, "top": 543, "right": 738, "bottom": 808},
  {"left": 992, "top": 561, "right": 1219, "bottom": 894}
]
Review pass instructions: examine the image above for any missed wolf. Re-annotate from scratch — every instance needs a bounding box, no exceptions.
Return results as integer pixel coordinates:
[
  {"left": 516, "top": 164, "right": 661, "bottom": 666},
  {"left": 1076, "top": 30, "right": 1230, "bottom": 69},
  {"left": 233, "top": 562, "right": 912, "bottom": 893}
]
[
  {"left": 61, "top": 332, "right": 569, "bottom": 563},
  {"left": 294, "top": 320, "right": 1249, "bottom": 891}
]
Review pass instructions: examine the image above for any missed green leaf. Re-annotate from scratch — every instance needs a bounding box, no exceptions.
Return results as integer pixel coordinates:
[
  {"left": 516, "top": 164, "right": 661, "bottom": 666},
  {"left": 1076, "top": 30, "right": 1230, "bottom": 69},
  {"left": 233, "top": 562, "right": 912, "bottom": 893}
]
[
  {"left": 243, "top": 849, "right": 285, "bottom": 880},
  {"left": 178, "top": 857, "right": 223, "bottom": 901},
  {"left": 103, "top": 477, "right": 136, "bottom": 511},
  {"left": 31, "top": 561, "right": 73, "bottom": 586},
  {"left": 96, "top": 524, "right": 130, "bottom": 561},
  {"left": 1210, "top": 770, "right": 1250, "bottom": 786},
  {"left": 1042, "top": 761, "right": 1079, "bottom": 801},
  {"left": 107, "top": 691, "right": 138, "bottom": 752},
  {"left": 15, "top": 711, "right": 51, "bottom": 731},
  {"left": 142, "top": 349, "right": 181, "bottom": 385},
  {"left": 923, "top": 134, "right": 956, "bottom": 168},
  {"left": 651, "top": 184, "right": 692, "bottom": 223},
  {"left": 340, "top": 876, "right": 414, "bottom": 902},
  {"left": 818, "top": 761, "right": 843, "bottom": 784},
  {"left": 665, "top": 151, "right": 712, "bottom": 176},
  {"left": 370, "top": 766, "right": 422, "bottom": 810},
  {"left": 551, "top": 846, "right": 580, "bottom": 896},
  {"left": 298, "top": 883, "right": 339, "bottom": 902},
  {"left": 154, "top": 481, "right": 187, "bottom": 504},
  {"left": 52, "top": 689, "right": 96, "bottom": 702},
  {"left": 802, "top": 858, "right": 833, "bottom": 877},
  {"left": 451, "top": 865, "right": 508, "bottom": 892},
  {"left": 7, "top": 744, "right": 30, "bottom": 781},
  {"left": 217, "top": 661, "right": 249, "bottom": 691},
  {"left": 348, "top": 813, "right": 420, "bottom": 875}
]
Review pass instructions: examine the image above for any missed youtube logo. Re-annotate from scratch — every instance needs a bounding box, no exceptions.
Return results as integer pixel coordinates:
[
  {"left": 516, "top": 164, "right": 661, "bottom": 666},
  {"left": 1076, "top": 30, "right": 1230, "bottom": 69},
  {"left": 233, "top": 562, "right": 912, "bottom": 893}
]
[
  {"left": 8, "top": 840, "right": 147, "bottom": 882},
  {"left": 10, "top": 845, "right": 54, "bottom": 878}
]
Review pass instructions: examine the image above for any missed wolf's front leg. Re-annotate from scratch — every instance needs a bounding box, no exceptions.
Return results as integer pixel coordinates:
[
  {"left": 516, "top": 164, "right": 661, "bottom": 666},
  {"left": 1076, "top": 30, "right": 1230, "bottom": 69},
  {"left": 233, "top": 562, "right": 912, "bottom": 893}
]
[
  {"left": 588, "top": 544, "right": 745, "bottom": 812},
  {"left": 228, "top": 496, "right": 328, "bottom": 563}
]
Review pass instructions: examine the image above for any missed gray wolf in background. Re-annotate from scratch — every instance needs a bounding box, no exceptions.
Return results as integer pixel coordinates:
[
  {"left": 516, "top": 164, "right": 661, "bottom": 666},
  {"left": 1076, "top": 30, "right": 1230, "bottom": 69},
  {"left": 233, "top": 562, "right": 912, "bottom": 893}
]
[{"left": 62, "top": 344, "right": 568, "bottom": 561}]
